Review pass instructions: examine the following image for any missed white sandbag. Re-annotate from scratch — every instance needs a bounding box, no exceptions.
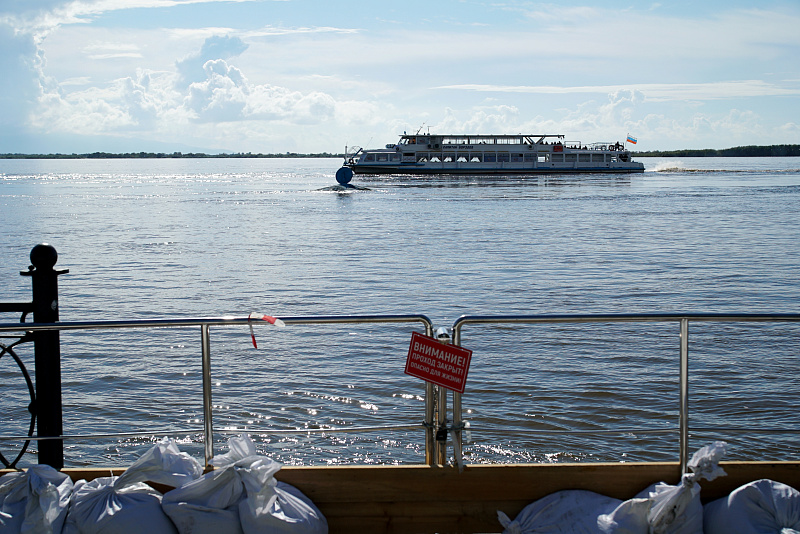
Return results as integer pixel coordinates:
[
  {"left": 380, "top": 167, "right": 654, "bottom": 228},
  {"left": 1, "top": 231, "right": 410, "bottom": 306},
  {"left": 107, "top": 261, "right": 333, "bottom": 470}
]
[
  {"left": 497, "top": 489, "right": 633, "bottom": 533},
  {"left": 498, "top": 442, "right": 727, "bottom": 534},
  {"left": 115, "top": 437, "right": 203, "bottom": 488},
  {"left": 162, "top": 434, "right": 327, "bottom": 534},
  {"left": 237, "top": 461, "right": 327, "bottom": 534},
  {"left": 63, "top": 477, "right": 177, "bottom": 534},
  {"left": 703, "top": 479, "right": 800, "bottom": 534},
  {"left": 63, "top": 438, "right": 202, "bottom": 534},
  {"left": 0, "top": 464, "right": 73, "bottom": 534},
  {"left": 161, "top": 465, "right": 246, "bottom": 534}
]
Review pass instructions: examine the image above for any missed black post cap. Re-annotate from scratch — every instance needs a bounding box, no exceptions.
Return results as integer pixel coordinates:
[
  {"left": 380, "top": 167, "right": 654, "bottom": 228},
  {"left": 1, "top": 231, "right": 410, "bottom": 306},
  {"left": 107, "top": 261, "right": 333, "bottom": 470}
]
[{"left": 30, "top": 244, "right": 58, "bottom": 270}]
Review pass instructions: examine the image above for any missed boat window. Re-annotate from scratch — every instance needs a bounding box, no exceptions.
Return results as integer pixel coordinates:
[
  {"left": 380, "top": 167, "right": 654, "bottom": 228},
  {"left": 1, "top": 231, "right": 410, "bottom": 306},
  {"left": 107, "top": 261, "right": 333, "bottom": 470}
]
[
  {"left": 377, "top": 154, "right": 388, "bottom": 162},
  {"left": 364, "top": 154, "right": 375, "bottom": 162},
  {"left": 592, "top": 154, "right": 605, "bottom": 162},
  {"left": 390, "top": 153, "right": 400, "bottom": 162},
  {"left": 430, "top": 155, "right": 441, "bottom": 162},
  {"left": 551, "top": 154, "right": 564, "bottom": 162},
  {"left": 511, "top": 153, "right": 524, "bottom": 162},
  {"left": 445, "top": 138, "right": 468, "bottom": 145},
  {"left": 538, "top": 152, "right": 549, "bottom": 163},
  {"left": 457, "top": 156, "right": 467, "bottom": 163},
  {"left": 443, "top": 153, "right": 455, "bottom": 162},
  {"left": 497, "top": 153, "right": 510, "bottom": 162},
  {"left": 524, "top": 153, "right": 536, "bottom": 162},
  {"left": 565, "top": 154, "right": 577, "bottom": 162},
  {"left": 417, "top": 153, "right": 428, "bottom": 162},
  {"left": 579, "top": 154, "right": 590, "bottom": 162},
  {"left": 470, "top": 154, "right": 482, "bottom": 162},
  {"left": 484, "top": 153, "right": 496, "bottom": 162}
]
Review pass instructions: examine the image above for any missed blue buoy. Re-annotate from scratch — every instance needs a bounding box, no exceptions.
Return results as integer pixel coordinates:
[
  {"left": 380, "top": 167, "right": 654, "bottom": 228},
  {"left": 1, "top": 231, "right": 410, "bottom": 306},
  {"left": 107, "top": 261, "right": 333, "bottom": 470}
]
[{"left": 336, "top": 167, "right": 353, "bottom": 185}]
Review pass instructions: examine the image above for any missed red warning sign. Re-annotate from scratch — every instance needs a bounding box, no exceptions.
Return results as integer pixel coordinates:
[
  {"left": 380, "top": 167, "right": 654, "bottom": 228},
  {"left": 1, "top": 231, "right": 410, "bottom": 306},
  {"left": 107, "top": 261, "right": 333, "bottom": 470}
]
[{"left": 404, "top": 331, "right": 472, "bottom": 393}]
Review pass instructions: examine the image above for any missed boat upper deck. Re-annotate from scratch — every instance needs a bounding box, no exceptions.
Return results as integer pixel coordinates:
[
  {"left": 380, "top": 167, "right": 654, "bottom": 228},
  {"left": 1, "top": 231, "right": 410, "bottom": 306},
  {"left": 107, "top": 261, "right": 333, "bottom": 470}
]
[{"left": 392, "top": 134, "right": 625, "bottom": 152}]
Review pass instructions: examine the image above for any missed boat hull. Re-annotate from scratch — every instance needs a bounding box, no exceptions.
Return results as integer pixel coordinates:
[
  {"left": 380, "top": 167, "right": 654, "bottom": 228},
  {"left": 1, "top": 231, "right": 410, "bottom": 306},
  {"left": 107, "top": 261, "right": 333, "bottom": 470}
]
[{"left": 348, "top": 164, "right": 645, "bottom": 175}]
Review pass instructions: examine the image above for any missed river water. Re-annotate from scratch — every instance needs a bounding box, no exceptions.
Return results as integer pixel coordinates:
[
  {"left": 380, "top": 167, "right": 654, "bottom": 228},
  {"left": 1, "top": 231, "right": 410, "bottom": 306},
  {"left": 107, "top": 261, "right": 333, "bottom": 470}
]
[{"left": 1, "top": 156, "right": 799, "bottom": 468}]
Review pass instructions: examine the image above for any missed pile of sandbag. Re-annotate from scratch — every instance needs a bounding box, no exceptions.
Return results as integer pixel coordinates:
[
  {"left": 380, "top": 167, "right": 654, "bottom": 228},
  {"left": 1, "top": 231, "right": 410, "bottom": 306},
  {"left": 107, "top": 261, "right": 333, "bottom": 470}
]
[
  {"left": 498, "top": 441, "right": 800, "bottom": 534},
  {"left": 162, "top": 434, "right": 327, "bottom": 534},
  {"left": 498, "top": 441, "right": 728, "bottom": 534},
  {"left": 0, "top": 435, "right": 327, "bottom": 534}
]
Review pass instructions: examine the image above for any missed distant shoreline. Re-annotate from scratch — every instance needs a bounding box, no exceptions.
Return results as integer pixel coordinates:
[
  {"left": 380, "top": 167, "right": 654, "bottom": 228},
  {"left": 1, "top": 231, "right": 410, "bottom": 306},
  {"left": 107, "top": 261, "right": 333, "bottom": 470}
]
[
  {"left": 1, "top": 145, "right": 798, "bottom": 159},
  {"left": 0, "top": 152, "right": 342, "bottom": 159},
  {"left": 633, "top": 145, "right": 799, "bottom": 157}
]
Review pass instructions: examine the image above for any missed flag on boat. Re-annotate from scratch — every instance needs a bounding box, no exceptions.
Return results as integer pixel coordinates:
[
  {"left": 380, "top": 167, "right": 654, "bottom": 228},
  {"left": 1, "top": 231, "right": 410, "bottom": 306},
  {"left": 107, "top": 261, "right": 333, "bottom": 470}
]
[{"left": 626, "top": 134, "right": 637, "bottom": 144}]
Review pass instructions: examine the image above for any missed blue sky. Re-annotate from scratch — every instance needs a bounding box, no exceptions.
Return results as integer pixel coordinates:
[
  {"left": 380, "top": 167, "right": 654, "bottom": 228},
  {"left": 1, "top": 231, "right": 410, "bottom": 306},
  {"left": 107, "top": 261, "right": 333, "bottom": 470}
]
[{"left": 1, "top": 0, "right": 798, "bottom": 154}]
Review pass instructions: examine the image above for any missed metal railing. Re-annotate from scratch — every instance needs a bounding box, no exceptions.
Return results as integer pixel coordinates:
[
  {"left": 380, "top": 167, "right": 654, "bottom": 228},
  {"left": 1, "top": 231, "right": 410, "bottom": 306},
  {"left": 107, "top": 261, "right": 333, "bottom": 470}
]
[
  {"left": 3, "top": 310, "right": 800, "bottom": 471},
  {"left": 0, "top": 315, "right": 439, "bottom": 468},
  {"left": 450, "top": 312, "right": 800, "bottom": 472}
]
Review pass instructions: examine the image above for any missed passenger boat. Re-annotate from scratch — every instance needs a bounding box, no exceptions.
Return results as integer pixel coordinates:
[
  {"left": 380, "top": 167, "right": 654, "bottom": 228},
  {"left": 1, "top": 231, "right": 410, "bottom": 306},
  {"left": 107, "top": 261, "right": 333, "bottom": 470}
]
[{"left": 343, "top": 133, "right": 645, "bottom": 175}]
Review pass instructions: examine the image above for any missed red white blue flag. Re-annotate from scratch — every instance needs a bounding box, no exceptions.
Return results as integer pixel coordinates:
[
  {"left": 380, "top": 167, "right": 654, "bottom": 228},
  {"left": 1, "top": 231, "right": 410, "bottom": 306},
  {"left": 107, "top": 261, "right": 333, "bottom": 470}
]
[{"left": 626, "top": 134, "right": 637, "bottom": 144}]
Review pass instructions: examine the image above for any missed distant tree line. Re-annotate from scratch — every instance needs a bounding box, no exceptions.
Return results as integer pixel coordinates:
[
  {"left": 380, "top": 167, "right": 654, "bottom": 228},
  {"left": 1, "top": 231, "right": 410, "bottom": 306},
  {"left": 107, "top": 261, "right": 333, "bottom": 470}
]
[
  {"left": 634, "top": 145, "right": 800, "bottom": 157},
  {"left": 2, "top": 145, "right": 799, "bottom": 159},
  {"left": 0, "top": 152, "right": 343, "bottom": 159}
]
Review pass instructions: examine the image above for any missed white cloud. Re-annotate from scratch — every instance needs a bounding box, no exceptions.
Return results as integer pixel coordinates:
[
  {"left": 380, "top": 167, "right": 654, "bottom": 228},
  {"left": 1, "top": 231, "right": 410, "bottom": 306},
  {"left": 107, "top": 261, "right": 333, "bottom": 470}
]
[
  {"left": 176, "top": 35, "right": 249, "bottom": 88},
  {"left": 0, "top": 25, "right": 41, "bottom": 129},
  {"left": 434, "top": 81, "right": 800, "bottom": 102},
  {"left": 2, "top": 0, "right": 799, "bottom": 152},
  {"left": 0, "top": 0, "right": 263, "bottom": 33}
]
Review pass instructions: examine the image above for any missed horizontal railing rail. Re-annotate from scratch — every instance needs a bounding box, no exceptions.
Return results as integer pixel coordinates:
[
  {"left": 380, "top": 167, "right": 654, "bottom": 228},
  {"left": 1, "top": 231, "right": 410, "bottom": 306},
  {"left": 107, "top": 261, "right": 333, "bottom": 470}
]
[{"left": 451, "top": 312, "right": 800, "bottom": 472}]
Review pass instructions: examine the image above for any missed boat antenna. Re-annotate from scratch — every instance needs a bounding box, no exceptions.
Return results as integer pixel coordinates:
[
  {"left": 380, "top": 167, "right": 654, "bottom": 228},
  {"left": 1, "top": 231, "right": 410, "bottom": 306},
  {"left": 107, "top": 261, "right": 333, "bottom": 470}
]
[{"left": 415, "top": 123, "right": 426, "bottom": 135}]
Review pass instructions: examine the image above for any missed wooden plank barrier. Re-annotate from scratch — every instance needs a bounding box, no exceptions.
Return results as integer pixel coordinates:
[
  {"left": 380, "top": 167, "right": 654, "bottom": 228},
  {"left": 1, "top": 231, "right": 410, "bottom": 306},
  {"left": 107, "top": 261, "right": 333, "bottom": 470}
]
[{"left": 4, "top": 461, "right": 800, "bottom": 533}]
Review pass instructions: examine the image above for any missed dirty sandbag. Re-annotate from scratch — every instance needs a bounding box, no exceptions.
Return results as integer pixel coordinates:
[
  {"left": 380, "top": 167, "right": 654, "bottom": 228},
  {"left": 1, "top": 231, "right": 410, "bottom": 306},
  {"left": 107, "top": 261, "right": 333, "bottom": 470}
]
[
  {"left": 163, "top": 434, "right": 327, "bottom": 534},
  {"left": 0, "top": 464, "right": 73, "bottom": 534},
  {"left": 703, "top": 479, "right": 800, "bottom": 534},
  {"left": 646, "top": 441, "right": 727, "bottom": 534},
  {"left": 63, "top": 438, "right": 202, "bottom": 534}
]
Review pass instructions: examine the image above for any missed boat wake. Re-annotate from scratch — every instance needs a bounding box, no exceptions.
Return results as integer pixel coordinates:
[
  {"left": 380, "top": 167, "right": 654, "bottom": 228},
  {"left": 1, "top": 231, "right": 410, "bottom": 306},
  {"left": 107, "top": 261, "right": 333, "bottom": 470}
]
[{"left": 652, "top": 161, "right": 800, "bottom": 174}]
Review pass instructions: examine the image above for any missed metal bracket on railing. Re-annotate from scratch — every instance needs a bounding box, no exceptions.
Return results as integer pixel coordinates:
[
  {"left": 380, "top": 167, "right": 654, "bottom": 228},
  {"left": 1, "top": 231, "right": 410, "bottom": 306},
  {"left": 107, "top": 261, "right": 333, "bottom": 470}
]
[{"left": 0, "top": 336, "right": 36, "bottom": 468}]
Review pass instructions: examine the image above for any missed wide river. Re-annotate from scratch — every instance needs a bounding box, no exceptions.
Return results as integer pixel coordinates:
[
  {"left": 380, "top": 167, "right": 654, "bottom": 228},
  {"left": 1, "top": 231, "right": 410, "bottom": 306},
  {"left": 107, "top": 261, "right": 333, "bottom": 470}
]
[{"left": 1, "top": 156, "right": 799, "bottom": 468}]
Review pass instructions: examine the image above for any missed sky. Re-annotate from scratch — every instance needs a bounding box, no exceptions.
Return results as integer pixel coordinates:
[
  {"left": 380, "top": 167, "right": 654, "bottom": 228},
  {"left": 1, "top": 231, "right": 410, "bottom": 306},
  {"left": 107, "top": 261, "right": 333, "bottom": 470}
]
[{"left": 1, "top": 0, "right": 799, "bottom": 154}]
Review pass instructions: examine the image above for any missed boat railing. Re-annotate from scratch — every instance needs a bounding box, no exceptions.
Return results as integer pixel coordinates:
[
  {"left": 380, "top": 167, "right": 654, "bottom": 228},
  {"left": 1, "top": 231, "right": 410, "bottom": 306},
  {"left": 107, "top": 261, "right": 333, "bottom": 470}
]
[
  {"left": 0, "top": 314, "right": 437, "bottom": 469},
  {"left": 451, "top": 313, "right": 800, "bottom": 473},
  {"left": 3, "top": 312, "right": 800, "bottom": 473}
]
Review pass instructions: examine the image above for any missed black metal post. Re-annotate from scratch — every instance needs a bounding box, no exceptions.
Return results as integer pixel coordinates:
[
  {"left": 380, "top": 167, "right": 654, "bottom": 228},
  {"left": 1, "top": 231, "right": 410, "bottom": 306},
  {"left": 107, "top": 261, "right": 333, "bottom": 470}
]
[{"left": 21, "top": 244, "right": 68, "bottom": 468}]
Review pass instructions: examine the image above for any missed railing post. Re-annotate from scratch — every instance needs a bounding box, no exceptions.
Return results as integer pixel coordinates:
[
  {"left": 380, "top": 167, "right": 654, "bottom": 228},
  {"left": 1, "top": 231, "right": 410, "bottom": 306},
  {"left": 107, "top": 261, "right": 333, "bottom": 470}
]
[
  {"left": 452, "top": 391, "right": 463, "bottom": 466},
  {"left": 436, "top": 385, "right": 447, "bottom": 465},
  {"left": 424, "top": 381, "right": 435, "bottom": 465},
  {"left": 20, "top": 244, "right": 68, "bottom": 468},
  {"left": 679, "top": 318, "right": 689, "bottom": 473},
  {"left": 201, "top": 324, "right": 214, "bottom": 467}
]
